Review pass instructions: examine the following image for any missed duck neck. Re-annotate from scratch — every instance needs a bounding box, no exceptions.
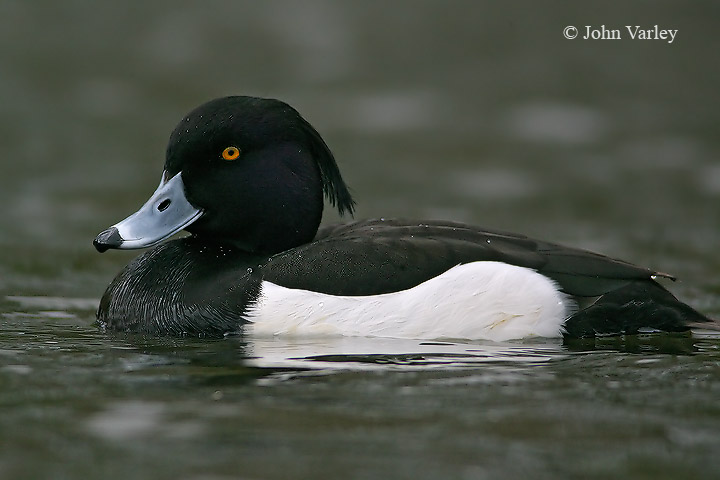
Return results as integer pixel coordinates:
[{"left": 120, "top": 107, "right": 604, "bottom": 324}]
[{"left": 189, "top": 205, "right": 322, "bottom": 256}]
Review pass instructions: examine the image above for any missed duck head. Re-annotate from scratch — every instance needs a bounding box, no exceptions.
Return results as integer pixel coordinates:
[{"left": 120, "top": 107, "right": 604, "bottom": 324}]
[{"left": 93, "top": 96, "right": 355, "bottom": 255}]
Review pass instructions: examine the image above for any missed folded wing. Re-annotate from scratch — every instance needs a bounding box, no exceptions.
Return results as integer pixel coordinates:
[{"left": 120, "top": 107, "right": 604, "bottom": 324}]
[{"left": 262, "top": 219, "right": 668, "bottom": 297}]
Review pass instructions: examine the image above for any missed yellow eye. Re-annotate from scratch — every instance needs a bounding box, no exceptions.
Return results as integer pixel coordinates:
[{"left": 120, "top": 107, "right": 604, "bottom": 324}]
[{"left": 221, "top": 146, "right": 241, "bottom": 161}]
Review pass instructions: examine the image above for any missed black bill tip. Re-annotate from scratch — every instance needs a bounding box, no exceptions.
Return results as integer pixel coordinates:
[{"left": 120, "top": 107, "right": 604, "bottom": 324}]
[{"left": 93, "top": 227, "right": 123, "bottom": 253}]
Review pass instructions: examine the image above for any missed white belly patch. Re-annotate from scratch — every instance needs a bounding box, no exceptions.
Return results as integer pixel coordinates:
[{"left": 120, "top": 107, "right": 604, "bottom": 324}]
[{"left": 246, "top": 261, "right": 574, "bottom": 341}]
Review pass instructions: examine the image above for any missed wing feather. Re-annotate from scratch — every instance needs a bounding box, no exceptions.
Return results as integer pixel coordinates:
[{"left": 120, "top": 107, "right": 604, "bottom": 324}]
[{"left": 262, "top": 219, "right": 665, "bottom": 297}]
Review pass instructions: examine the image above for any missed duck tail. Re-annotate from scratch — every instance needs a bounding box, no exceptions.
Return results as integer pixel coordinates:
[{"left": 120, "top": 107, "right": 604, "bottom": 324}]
[{"left": 563, "top": 280, "right": 712, "bottom": 338}]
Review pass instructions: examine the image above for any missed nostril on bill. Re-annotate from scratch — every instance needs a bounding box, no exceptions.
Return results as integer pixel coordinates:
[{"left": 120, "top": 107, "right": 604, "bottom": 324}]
[{"left": 157, "top": 199, "right": 171, "bottom": 212}]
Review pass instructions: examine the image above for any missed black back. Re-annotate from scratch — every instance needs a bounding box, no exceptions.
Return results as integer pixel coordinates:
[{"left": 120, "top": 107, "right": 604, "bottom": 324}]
[{"left": 263, "top": 218, "right": 665, "bottom": 297}]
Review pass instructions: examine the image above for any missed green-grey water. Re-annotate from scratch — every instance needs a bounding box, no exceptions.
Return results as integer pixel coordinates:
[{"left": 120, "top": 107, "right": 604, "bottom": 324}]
[{"left": 1, "top": 2, "right": 720, "bottom": 479}]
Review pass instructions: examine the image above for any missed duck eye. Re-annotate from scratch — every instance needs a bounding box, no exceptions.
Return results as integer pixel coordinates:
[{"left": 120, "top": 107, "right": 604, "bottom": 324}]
[{"left": 221, "top": 146, "right": 241, "bottom": 161}]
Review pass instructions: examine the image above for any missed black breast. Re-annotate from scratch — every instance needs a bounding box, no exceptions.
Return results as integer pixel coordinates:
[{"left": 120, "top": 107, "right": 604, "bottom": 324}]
[{"left": 97, "top": 237, "right": 264, "bottom": 336}]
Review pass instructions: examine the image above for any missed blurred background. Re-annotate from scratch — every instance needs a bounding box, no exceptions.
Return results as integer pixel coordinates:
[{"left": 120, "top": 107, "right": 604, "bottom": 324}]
[
  {"left": 2, "top": 2, "right": 720, "bottom": 479},
  {"left": 0, "top": 0, "right": 718, "bottom": 304}
]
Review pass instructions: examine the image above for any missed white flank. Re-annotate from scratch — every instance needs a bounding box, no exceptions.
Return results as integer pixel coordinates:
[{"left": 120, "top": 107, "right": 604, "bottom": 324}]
[{"left": 247, "top": 261, "right": 574, "bottom": 341}]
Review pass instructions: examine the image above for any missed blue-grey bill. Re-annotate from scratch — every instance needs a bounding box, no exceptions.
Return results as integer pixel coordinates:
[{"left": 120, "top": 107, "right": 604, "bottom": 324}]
[{"left": 93, "top": 171, "right": 203, "bottom": 252}]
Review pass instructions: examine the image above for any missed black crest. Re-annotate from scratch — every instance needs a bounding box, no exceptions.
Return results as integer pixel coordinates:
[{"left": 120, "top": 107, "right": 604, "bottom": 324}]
[{"left": 291, "top": 103, "right": 356, "bottom": 217}]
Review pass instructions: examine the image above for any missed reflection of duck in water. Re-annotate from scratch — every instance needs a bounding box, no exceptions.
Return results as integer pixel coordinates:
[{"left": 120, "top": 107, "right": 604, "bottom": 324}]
[{"left": 93, "top": 96, "right": 714, "bottom": 340}]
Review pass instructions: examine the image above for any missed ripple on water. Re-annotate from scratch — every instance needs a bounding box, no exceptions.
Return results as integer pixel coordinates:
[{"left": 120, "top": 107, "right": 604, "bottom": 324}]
[
  {"left": 6, "top": 296, "right": 99, "bottom": 311},
  {"left": 243, "top": 335, "right": 567, "bottom": 372}
]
